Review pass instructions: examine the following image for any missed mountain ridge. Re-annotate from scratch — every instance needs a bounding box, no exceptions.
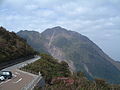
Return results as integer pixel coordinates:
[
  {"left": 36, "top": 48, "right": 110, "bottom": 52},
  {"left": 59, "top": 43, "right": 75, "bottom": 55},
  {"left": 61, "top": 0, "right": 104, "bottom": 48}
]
[{"left": 17, "top": 26, "right": 120, "bottom": 84}]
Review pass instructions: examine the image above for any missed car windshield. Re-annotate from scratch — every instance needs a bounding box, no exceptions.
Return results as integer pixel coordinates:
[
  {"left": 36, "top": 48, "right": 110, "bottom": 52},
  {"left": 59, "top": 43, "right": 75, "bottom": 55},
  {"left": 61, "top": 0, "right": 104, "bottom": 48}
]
[{"left": 2, "top": 72, "right": 10, "bottom": 75}]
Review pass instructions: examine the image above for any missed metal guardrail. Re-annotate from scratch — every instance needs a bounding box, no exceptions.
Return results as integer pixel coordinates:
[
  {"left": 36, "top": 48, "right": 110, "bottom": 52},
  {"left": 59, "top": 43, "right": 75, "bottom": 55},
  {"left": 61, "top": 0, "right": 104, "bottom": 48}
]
[
  {"left": 19, "top": 56, "right": 42, "bottom": 90},
  {"left": 22, "top": 74, "right": 42, "bottom": 90},
  {"left": 0, "top": 55, "right": 35, "bottom": 70}
]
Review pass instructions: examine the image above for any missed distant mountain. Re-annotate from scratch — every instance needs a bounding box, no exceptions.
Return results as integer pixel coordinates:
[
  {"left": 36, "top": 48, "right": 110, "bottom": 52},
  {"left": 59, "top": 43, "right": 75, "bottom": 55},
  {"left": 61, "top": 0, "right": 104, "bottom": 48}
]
[
  {"left": 0, "top": 27, "right": 36, "bottom": 63},
  {"left": 17, "top": 26, "right": 120, "bottom": 84},
  {"left": 17, "top": 30, "right": 48, "bottom": 53}
]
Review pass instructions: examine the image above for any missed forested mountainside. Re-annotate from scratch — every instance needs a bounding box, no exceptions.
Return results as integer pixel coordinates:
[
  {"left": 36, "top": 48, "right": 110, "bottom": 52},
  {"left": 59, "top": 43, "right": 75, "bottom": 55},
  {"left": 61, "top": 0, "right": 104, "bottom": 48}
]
[
  {"left": 0, "top": 27, "right": 36, "bottom": 64},
  {"left": 18, "top": 26, "right": 120, "bottom": 84},
  {"left": 22, "top": 54, "right": 120, "bottom": 90}
]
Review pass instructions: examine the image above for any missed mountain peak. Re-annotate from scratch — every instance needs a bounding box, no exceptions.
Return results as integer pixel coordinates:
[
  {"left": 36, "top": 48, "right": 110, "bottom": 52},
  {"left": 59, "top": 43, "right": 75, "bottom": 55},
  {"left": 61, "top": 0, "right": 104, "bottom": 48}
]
[
  {"left": 46, "top": 26, "right": 68, "bottom": 32},
  {"left": 52, "top": 26, "right": 65, "bottom": 29},
  {"left": 42, "top": 26, "right": 69, "bottom": 37},
  {"left": 18, "top": 26, "right": 120, "bottom": 84}
]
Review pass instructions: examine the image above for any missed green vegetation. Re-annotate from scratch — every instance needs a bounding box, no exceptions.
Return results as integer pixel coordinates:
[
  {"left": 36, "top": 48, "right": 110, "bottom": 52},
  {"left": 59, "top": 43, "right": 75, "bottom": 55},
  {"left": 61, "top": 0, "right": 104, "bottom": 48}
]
[
  {"left": 18, "top": 27, "right": 120, "bottom": 84},
  {"left": 37, "top": 74, "right": 120, "bottom": 90},
  {"left": 21, "top": 53, "right": 71, "bottom": 83},
  {"left": 0, "top": 27, "right": 36, "bottom": 63},
  {"left": 22, "top": 54, "right": 120, "bottom": 90}
]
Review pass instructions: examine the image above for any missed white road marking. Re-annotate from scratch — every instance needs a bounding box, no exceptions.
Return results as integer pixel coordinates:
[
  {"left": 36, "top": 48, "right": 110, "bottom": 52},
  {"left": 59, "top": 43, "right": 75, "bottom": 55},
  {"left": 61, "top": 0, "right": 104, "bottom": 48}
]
[
  {"left": 0, "top": 79, "right": 11, "bottom": 86},
  {"left": 0, "top": 57, "right": 41, "bottom": 88},
  {"left": 0, "top": 74, "right": 17, "bottom": 86},
  {"left": 15, "top": 72, "right": 20, "bottom": 75},
  {"left": 12, "top": 74, "right": 17, "bottom": 77},
  {"left": 13, "top": 78, "right": 22, "bottom": 83}
]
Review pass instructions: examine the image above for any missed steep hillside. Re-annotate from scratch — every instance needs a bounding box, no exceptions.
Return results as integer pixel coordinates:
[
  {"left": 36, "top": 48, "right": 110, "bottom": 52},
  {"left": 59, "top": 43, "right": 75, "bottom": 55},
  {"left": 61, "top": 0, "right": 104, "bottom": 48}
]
[
  {"left": 0, "top": 27, "right": 36, "bottom": 63},
  {"left": 22, "top": 54, "right": 120, "bottom": 90},
  {"left": 17, "top": 30, "right": 48, "bottom": 53},
  {"left": 21, "top": 53, "right": 71, "bottom": 84},
  {"left": 17, "top": 26, "right": 120, "bottom": 84}
]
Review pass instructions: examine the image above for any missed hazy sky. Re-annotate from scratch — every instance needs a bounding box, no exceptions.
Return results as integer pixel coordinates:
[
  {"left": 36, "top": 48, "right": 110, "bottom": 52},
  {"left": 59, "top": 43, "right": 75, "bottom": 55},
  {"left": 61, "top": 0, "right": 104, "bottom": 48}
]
[{"left": 0, "top": 0, "right": 120, "bottom": 61}]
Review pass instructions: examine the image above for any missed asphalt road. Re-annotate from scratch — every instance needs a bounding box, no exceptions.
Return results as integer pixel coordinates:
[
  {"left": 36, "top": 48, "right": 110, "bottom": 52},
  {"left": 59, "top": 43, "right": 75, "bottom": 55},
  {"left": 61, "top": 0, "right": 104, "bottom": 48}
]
[{"left": 0, "top": 56, "right": 41, "bottom": 90}]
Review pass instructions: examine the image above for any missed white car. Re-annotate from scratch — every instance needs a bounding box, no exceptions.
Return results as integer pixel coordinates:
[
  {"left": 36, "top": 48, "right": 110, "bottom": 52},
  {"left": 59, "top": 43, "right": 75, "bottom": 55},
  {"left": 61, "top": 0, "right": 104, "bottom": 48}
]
[{"left": 0, "top": 75, "right": 5, "bottom": 81}]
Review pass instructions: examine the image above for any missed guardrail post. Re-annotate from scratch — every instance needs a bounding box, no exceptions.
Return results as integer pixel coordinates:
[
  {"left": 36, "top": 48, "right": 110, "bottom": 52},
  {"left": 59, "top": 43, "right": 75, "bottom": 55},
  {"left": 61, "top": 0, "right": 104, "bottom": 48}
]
[{"left": 39, "top": 72, "right": 41, "bottom": 76}]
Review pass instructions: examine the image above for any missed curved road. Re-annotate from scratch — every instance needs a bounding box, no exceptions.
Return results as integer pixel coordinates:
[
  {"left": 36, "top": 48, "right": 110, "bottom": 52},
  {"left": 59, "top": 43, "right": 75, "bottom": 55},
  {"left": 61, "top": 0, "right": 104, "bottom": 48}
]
[{"left": 0, "top": 56, "right": 41, "bottom": 90}]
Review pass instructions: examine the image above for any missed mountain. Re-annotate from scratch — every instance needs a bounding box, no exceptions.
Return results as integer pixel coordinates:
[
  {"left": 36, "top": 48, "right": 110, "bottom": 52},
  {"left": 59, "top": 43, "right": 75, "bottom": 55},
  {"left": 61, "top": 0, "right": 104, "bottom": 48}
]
[
  {"left": 17, "top": 26, "right": 120, "bottom": 84},
  {"left": 17, "top": 30, "right": 48, "bottom": 53},
  {"left": 0, "top": 27, "right": 36, "bottom": 64},
  {"left": 22, "top": 54, "right": 120, "bottom": 90}
]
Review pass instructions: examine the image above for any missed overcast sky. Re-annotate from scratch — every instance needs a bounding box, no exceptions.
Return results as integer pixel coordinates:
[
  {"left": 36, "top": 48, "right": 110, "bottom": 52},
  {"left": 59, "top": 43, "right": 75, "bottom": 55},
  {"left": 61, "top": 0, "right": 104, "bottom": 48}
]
[{"left": 0, "top": 0, "right": 120, "bottom": 61}]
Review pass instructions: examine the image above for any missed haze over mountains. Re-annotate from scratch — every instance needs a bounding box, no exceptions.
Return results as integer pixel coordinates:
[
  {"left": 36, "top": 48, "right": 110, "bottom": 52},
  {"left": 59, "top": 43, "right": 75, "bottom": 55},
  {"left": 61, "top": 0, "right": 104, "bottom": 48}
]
[{"left": 17, "top": 26, "right": 120, "bottom": 84}]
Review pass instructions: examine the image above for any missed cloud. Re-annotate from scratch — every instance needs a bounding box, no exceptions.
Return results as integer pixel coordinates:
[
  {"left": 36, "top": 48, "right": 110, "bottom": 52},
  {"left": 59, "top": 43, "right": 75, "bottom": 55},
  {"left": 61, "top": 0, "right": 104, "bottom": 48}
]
[
  {"left": 25, "top": 4, "right": 39, "bottom": 10},
  {"left": 0, "top": 0, "right": 120, "bottom": 60},
  {"left": 0, "top": 0, "right": 120, "bottom": 32}
]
